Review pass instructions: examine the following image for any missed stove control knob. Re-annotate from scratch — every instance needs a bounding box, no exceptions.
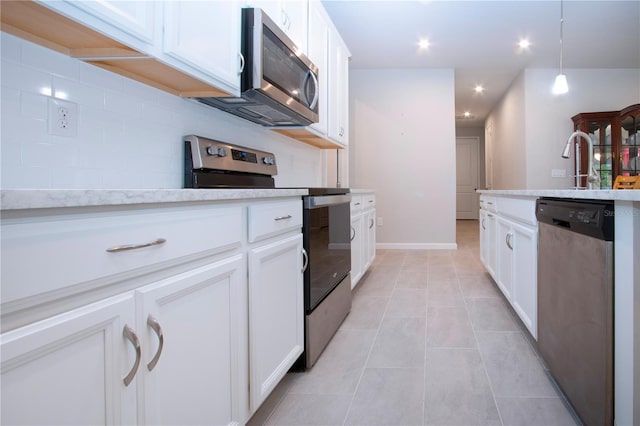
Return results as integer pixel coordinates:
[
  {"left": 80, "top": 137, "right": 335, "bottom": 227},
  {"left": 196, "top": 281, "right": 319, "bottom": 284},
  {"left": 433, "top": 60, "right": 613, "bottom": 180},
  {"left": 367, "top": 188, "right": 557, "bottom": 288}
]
[
  {"left": 206, "top": 146, "right": 227, "bottom": 157},
  {"left": 263, "top": 156, "right": 275, "bottom": 165}
]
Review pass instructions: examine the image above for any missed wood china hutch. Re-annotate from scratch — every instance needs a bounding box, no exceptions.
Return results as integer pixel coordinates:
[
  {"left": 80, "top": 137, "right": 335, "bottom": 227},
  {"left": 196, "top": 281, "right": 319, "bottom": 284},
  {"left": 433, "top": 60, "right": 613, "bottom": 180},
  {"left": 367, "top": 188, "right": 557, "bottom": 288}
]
[{"left": 571, "top": 104, "right": 640, "bottom": 189}]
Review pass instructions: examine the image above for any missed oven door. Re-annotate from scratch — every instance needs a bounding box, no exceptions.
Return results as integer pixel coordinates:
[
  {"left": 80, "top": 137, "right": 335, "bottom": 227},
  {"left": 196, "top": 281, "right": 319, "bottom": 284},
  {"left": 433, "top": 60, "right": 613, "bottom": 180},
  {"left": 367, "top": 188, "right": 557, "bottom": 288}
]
[{"left": 303, "top": 194, "right": 351, "bottom": 313}]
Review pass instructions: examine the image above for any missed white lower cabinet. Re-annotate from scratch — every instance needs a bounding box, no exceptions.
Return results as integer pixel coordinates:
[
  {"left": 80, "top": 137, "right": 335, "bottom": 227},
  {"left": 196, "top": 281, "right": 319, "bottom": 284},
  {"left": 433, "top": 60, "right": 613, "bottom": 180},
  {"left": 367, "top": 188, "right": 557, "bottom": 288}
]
[
  {"left": 248, "top": 233, "right": 304, "bottom": 412},
  {"left": 479, "top": 209, "right": 497, "bottom": 278},
  {"left": 1, "top": 257, "right": 247, "bottom": 426},
  {"left": 350, "top": 192, "right": 376, "bottom": 289},
  {"left": 136, "top": 256, "right": 247, "bottom": 426},
  {"left": 510, "top": 221, "right": 537, "bottom": 338},
  {"left": 1, "top": 196, "right": 304, "bottom": 425},
  {"left": 350, "top": 212, "right": 364, "bottom": 287},
  {"left": 479, "top": 195, "right": 537, "bottom": 339},
  {"left": 496, "top": 216, "right": 514, "bottom": 301},
  {"left": 1, "top": 293, "right": 137, "bottom": 425}
]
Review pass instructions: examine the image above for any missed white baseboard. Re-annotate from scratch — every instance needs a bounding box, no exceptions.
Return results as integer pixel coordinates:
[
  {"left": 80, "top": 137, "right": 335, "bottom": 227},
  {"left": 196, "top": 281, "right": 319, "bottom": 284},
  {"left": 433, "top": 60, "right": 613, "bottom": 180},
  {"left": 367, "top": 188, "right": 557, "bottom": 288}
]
[{"left": 376, "top": 243, "right": 458, "bottom": 250}]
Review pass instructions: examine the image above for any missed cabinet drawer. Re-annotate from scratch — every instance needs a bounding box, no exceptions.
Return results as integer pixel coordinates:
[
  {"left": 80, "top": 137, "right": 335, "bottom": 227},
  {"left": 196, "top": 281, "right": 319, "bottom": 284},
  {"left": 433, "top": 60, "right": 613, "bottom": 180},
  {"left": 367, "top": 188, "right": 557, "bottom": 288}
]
[
  {"left": 496, "top": 197, "right": 537, "bottom": 226},
  {"left": 248, "top": 199, "right": 302, "bottom": 243},
  {"left": 363, "top": 193, "right": 376, "bottom": 209},
  {"left": 479, "top": 195, "right": 497, "bottom": 212},
  {"left": 1, "top": 204, "right": 243, "bottom": 304},
  {"left": 350, "top": 195, "right": 363, "bottom": 214}
]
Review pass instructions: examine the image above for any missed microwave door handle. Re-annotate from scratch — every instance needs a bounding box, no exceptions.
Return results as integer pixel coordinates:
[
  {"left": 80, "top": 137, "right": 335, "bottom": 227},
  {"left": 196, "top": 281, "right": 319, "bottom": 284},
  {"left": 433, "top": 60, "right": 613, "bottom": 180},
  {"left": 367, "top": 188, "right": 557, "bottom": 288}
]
[
  {"left": 308, "top": 71, "right": 319, "bottom": 109},
  {"left": 302, "top": 70, "right": 319, "bottom": 109}
]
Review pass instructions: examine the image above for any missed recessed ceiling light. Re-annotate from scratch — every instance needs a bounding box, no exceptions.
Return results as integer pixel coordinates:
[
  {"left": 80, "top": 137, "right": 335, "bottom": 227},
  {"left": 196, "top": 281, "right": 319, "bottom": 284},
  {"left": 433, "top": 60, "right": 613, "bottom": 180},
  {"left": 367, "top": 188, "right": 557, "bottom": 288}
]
[
  {"left": 474, "top": 85, "right": 484, "bottom": 94},
  {"left": 464, "top": 111, "right": 471, "bottom": 118},
  {"left": 519, "top": 39, "right": 531, "bottom": 49},
  {"left": 418, "top": 39, "right": 430, "bottom": 50}
]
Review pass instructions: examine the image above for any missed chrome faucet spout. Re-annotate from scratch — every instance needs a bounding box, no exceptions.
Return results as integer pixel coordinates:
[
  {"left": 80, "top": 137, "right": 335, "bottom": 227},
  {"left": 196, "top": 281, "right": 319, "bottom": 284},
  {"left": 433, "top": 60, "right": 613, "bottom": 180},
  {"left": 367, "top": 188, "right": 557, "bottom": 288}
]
[{"left": 562, "top": 131, "right": 600, "bottom": 189}]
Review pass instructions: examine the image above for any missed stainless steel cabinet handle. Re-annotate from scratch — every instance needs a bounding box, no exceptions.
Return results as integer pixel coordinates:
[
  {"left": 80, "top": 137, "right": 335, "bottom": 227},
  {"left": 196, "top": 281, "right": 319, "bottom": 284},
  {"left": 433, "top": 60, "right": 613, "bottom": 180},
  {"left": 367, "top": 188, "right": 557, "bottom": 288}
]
[
  {"left": 339, "top": 127, "right": 344, "bottom": 137},
  {"left": 123, "top": 325, "right": 141, "bottom": 386},
  {"left": 487, "top": 202, "right": 494, "bottom": 205},
  {"left": 369, "top": 218, "right": 374, "bottom": 229},
  {"left": 106, "top": 238, "right": 166, "bottom": 253},
  {"left": 506, "top": 232, "right": 513, "bottom": 250},
  {"left": 481, "top": 218, "right": 486, "bottom": 230},
  {"left": 350, "top": 226, "right": 356, "bottom": 241},
  {"left": 238, "top": 53, "right": 245, "bottom": 74},
  {"left": 301, "top": 248, "right": 308, "bottom": 273},
  {"left": 368, "top": 200, "right": 374, "bottom": 203},
  {"left": 146, "top": 315, "right": 164, "bottom": 372},
  {"left": 274, "top": 215, "right": 292, "bottom": 221},
  {"left": 354, "top": 202, "right": 361, "bottom": 206}
]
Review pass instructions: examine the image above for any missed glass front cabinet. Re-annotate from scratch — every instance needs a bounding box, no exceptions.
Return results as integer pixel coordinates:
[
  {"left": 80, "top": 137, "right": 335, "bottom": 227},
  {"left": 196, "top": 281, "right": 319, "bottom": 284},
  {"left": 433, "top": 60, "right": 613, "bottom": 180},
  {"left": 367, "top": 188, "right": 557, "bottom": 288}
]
[{"left": 571, "top": 104, "right": 640, "bottom": 189}]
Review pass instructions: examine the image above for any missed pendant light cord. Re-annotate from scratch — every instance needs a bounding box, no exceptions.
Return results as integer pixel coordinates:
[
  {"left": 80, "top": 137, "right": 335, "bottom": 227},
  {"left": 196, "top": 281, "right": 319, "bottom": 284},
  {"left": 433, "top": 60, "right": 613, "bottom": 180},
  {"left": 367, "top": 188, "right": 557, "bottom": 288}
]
[{"left": 559, "top": 0, "right": 564, "bottom": 74}]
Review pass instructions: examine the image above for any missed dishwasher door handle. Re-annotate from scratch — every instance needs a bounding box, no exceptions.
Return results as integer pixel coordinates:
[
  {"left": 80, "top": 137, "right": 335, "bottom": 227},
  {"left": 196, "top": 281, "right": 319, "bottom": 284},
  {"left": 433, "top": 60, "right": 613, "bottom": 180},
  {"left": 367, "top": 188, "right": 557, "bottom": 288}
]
[{"left": 552, "top": 219, "right": 571, "bottom": 228}]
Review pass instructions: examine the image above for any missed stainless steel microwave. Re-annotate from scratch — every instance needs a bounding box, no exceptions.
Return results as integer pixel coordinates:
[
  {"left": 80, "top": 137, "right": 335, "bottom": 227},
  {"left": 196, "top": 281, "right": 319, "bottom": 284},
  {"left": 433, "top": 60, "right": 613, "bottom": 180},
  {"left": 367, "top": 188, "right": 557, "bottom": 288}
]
[{"left": 194, "top": 8, "right": 319, "bottom": 127}]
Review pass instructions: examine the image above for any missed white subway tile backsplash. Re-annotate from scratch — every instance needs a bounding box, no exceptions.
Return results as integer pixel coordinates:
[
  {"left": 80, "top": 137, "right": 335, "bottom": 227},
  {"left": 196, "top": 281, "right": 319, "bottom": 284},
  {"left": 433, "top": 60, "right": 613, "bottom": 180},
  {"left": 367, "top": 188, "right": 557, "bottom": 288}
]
[
  {"left": 1, "top": 59, "right": 53, "bottom": 94},
  {"left": 21, "top": 92, "right": 48, "bottom": 120},
  {"left": 21, "top": 38, "right": 80, "bottom": 80},
  {"left": 78, "top": 62, "right": 125, "bottom": 92},
  {"left": 1, "top": 86, "right": 21, "bottom": 115},
  {"left": 1, "top": 33, "right": 21, "bottom": 62},
  {"left": 1, "top": 31, "right": 322, "bottom": 189},
  {"left": 53, "top": 76, "right": 105, "bottom": 108},
  {"left": 52, "top": 168, "right": 104, "bottom": 189},
  {"left": 104, "top": 89, "right": 144, "bottom": 117}
]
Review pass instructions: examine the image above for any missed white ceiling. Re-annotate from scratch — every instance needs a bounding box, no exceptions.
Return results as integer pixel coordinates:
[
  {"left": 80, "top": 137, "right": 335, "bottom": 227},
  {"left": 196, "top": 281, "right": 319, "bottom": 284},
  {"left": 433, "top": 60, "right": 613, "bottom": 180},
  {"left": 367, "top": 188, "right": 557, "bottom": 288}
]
[{"left": 321, "top": 0, "right": 640, "bottom": 127}]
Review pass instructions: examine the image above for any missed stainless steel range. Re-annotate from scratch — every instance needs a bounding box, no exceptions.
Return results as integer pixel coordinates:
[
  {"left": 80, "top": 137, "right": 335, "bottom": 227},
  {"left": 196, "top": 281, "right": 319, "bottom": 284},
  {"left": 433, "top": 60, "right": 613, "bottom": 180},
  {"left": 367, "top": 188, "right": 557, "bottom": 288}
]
[{"left": 184, "top": 135, "right": 352, "bottom": 369}]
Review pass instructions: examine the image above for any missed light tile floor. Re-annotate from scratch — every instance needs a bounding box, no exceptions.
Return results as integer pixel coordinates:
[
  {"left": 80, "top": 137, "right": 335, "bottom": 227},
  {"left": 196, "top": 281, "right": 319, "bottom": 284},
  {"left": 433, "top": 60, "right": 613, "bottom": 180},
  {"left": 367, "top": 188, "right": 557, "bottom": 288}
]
[{"left": 248, "top": 220, "right": 581, "bottom": 426}]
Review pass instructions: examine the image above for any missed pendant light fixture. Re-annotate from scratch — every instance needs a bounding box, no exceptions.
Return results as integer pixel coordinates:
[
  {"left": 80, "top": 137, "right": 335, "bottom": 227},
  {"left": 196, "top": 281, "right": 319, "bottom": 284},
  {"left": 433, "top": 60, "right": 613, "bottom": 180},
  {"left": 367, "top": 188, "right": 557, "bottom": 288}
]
[{"left": 552, "top": 0, "right": 569, "bottom": 94}]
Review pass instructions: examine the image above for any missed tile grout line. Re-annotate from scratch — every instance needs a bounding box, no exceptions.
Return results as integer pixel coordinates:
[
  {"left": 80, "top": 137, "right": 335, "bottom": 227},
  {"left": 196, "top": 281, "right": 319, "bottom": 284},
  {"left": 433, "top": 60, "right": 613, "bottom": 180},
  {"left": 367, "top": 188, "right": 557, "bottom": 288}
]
[
  {"left": 339, "top": 255, "right": 399, "bottom": 426},
  {"left": 455, "top": 259, "right": 506, "bottom": 426}
]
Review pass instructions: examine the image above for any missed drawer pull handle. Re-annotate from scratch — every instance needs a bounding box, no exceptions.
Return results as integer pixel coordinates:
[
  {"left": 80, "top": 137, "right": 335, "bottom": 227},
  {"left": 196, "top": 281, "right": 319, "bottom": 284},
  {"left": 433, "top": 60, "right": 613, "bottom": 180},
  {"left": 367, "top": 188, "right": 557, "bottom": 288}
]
[
  {"left": 146, "top": 315, "right": 164, "bottom": 372},
  {"left": 368, "top": 200, "right": 374, "bottom": 203},
  {"left": 369, "top": 219, "right": 374, "bottom": 229},
  {"left": 506, "top": 232, "right": 513, "bottom": 250},
  {"left": 106, "top": 238, "right": 166, "bottom": 253},
  {"left": 301, "top": 248, "right": 309, "bottom": 273},
  {"left": 354, "top": 202, "right": 361, "bottom": 206},
  {"left": 481, "top": 218, "right": 486, "bottom": 230},
  {"left": 123, "top": 325, "right": 141, "bottom": 386},
  {"left": 350, "top": 226, "right": 356, "bottom": 241},
  {"left": 274, "top": 215, "right": 292, "bottom": 221}
]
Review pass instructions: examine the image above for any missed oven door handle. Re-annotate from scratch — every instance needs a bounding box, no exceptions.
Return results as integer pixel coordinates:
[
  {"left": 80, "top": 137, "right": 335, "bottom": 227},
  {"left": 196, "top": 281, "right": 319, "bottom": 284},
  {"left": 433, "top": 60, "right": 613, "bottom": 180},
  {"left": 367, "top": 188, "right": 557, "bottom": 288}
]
[
  {"left": 304, "top": 194, "right": 351, "bottom": 209},
  {"left": 301, "top": 248, "right": 309, "bottom": 273}
]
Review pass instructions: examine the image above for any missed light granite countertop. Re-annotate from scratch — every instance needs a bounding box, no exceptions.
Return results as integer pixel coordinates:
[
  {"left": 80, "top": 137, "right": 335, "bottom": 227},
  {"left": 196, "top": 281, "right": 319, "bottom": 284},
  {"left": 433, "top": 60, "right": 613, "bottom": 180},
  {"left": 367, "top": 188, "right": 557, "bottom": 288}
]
[
  {"left": 0, "top": 188, "right": 308, "bottom": 211},
  {"left": 350, "top": 188, "right": 375, "bottom": 194},
  {"left": 477, "top": 189, "right": 640, "bottom": 202}
]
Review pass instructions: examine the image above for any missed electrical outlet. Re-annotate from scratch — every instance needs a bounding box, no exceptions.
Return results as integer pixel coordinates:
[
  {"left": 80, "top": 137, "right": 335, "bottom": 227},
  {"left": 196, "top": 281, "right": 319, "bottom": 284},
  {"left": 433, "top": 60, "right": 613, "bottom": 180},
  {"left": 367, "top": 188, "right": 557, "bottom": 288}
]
[
  {"left": 377, "top": 217, "right": 383, "bottom": 226},
  {"left": 551, "top": 169, "right": 567, "bottom": 178},
  {"left": 48, "top": 98, "right": 78, "bottom": 137}
]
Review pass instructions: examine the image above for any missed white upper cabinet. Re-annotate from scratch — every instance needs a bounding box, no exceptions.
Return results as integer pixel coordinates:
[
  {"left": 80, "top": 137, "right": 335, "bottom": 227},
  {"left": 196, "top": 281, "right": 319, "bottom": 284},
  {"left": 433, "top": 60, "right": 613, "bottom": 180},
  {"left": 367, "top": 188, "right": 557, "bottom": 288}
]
[
  {"left": 307, "top": 0, "right": 329, "bottom": 136},
  {"left": 163, "top": 0, "right": 242, "bottom": 94},
  {"left": 249, "top": 0, "right": 308, "bottom": 52},
  {"left": 46, "top": 0, "right": 158, "bottom": 47},
  {"left": 328, "top": 27, "right": 350, "bottom": 146}
]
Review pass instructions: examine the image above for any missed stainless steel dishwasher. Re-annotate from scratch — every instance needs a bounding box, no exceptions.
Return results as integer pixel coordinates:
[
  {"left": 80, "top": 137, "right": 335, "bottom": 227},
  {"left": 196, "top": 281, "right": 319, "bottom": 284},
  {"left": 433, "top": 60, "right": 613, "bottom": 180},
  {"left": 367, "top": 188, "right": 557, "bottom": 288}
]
[{"left": 536, "top": 198, "right": 614, "bottom": 426}]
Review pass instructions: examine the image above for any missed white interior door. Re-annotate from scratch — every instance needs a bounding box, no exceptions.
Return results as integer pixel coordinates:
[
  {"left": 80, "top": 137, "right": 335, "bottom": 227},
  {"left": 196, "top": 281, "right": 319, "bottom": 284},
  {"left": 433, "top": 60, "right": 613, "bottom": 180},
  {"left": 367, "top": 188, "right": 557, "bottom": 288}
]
[{"left": 456, "top": 137, "right": 479, "bottom": 219}]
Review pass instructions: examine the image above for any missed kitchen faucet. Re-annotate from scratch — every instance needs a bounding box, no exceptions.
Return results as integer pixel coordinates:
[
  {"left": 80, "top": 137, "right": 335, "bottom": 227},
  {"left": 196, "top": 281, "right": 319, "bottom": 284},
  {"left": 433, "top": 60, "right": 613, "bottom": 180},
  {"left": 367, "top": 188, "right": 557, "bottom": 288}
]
[{"left": 561, "top": 130, "right": 601, "bottom": 189}]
